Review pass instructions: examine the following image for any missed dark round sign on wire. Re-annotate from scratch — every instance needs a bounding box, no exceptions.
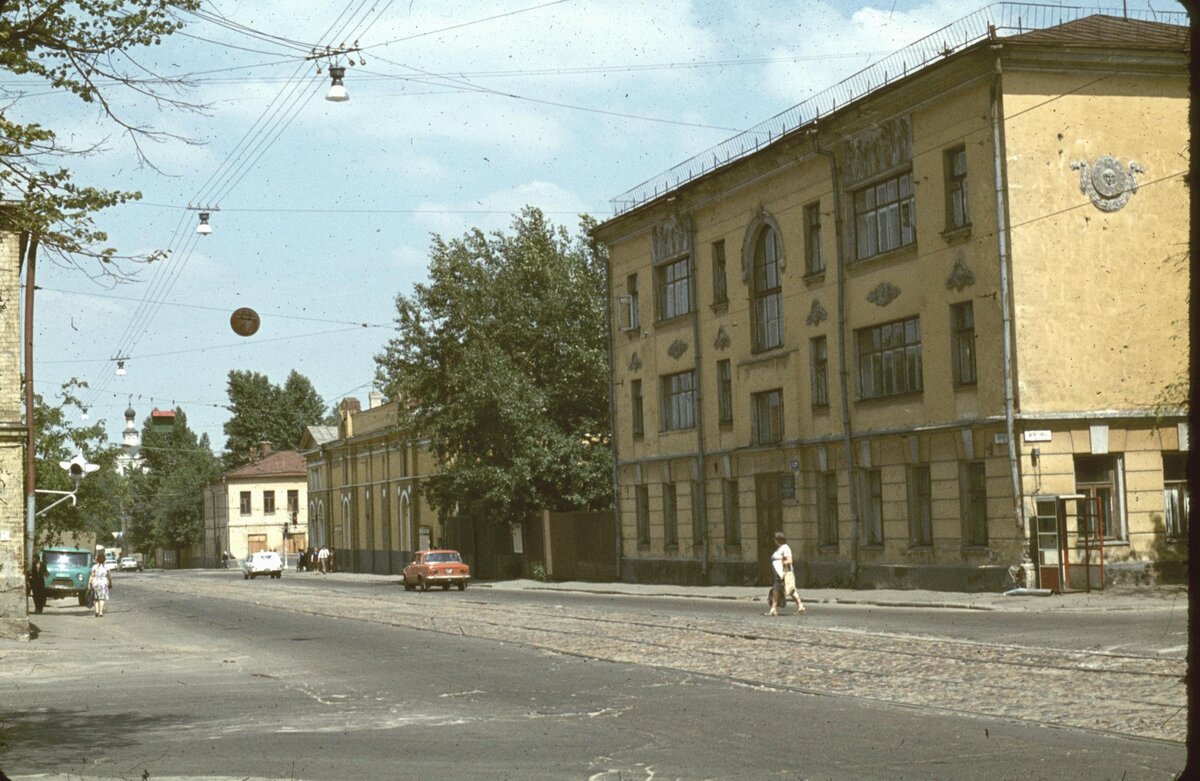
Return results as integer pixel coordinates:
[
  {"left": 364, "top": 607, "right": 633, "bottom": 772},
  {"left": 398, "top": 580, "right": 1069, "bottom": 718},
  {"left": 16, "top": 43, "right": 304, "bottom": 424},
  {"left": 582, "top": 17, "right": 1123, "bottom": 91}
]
[{"left": 231, "top": 307, "right": 261, "bottom": 337}]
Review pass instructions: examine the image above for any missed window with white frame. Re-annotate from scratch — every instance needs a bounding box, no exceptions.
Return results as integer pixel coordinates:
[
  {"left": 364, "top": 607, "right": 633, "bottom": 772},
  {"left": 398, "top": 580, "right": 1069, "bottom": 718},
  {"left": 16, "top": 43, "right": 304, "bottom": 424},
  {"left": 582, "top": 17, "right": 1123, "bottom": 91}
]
[
  {"left": 655, "top": 256, "right": 693, "bottom": 321},
  {"left": 661, "top": 370, "right": 696, "bottom": 432},
  {"left": 854, "top": 171, "right": 914, "bottom": 260},
  {"left": 618, "top": 273, "right": 640, "bottom": 331},
  {"left": 263, "top": 490, "right": 276, "bottom": 515},
  {"left": 857, "top": 317, "right": 923, "bottom": 399}
]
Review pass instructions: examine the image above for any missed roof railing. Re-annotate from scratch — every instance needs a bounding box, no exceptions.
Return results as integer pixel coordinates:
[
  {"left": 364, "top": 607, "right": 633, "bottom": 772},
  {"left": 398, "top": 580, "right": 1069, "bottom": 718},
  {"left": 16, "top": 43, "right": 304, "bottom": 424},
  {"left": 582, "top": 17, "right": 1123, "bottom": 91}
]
[{"left": 609, "top": 2, "right": 1186, "bottom": 216}]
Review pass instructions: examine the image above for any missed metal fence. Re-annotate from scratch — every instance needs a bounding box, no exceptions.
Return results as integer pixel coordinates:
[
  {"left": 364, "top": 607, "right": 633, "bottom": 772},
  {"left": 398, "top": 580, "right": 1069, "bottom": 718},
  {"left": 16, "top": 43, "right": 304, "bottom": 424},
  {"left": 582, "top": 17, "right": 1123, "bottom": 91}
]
[{"left": 609, "top": 2, "right": 1187, "bottom": 216}]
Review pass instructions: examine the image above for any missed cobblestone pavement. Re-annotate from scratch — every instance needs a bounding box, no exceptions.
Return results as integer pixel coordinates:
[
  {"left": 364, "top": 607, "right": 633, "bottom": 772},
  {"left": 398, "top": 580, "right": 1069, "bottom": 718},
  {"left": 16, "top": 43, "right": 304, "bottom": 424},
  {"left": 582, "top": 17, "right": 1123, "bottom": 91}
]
[{"left": 131, "top": 576, "right": 1187, "bottom": 745}]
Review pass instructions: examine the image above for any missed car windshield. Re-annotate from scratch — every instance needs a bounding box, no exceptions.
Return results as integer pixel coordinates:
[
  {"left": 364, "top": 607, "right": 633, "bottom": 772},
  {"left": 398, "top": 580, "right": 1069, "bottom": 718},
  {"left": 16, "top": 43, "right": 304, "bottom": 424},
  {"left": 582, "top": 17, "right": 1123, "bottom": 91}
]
[
  {"left": 47, "top": 551, "right": 90, "bottom": 569},
  {"left": 425, "top": 552, "right": 461, "bottom": 563}
]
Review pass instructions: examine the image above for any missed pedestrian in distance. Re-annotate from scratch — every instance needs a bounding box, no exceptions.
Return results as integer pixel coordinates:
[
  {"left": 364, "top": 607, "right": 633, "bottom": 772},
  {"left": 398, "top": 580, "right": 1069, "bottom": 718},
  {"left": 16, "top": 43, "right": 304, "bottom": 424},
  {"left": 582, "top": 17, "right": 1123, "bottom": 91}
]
[
  {"left": 317, "top": 545, "right": 329, "bottom": 574},
  {"left": 88, "top": 553, "right": 111, "bottom": 618},
  {"left": 27, "top": 553, "right": 48, "bottom": 614},
  {"left": 766, "top": 531, "right": 806, "bottom": 617}
]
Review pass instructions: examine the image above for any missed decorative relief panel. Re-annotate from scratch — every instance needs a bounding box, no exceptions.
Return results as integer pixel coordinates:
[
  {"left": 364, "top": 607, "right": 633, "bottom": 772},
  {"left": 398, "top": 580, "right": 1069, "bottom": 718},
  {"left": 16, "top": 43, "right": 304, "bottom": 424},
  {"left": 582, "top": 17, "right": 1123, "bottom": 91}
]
[
  {"left": 667, "top": 339, "right": 689, "bottom": 360},
  {"left": 805, "top": 299, "right": 828, "bottom": 327},
  {"left": 713, "top": 326, "right": 731, "bottom": 351},
  {"left": 651, "top": 212, "right": 693, "bottom": 263},
  {"left": 840, "top": 114, "right": 912, "bottom": 187},
  {"left": 628, "top": 352, "right": 642, "bottom": 372},
  {"left": 1069, "top": 155, "right": 1144, "bottom": 212},
  {"left": 945, "top": 258, "right": 975, "bottom": 291},
  {"left": 866, "top": 282, "right": 901, "bottom": 307}
]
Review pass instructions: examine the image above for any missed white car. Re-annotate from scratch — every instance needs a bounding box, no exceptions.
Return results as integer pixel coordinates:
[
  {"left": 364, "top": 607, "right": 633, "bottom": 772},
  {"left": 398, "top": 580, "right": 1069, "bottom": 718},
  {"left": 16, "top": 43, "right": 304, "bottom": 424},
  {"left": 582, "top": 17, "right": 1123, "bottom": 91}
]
[
  {"left": 241, "top": 551, "right": 283, "bottom": 580},
  {"left": 118, "top": 556, "right": 142, "bottom": 572}
]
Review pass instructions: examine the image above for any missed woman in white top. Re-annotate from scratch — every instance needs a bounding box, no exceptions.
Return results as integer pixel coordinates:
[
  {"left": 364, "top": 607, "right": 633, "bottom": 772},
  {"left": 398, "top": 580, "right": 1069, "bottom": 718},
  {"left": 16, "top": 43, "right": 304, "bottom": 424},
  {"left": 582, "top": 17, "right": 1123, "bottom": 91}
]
[{"left": 767, "top": 531, "right": 806, "bottom": 616}]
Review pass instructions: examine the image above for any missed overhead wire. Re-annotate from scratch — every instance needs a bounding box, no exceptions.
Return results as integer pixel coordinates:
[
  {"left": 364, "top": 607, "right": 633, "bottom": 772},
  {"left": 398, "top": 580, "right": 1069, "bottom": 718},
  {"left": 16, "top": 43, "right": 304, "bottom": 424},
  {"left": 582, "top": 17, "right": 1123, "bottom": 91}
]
[{"left": 82, "top": 0, "right": 381, "bottom": 413}]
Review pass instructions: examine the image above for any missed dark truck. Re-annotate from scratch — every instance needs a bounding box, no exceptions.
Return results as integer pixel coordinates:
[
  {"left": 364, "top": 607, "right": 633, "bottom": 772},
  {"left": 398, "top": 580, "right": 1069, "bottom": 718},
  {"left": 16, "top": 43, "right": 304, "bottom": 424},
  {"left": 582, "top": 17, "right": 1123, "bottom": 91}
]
[{"left": 40, "top": 546, "right": 94, "bottom": 605}]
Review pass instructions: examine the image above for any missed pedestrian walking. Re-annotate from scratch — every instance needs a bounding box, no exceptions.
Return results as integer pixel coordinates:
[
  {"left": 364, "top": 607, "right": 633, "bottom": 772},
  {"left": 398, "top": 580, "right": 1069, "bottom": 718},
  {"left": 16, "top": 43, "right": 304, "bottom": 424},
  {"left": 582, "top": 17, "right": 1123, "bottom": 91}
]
[
  {"left": 88, "top": 553, "right": 111, "bottom": 618},
  {"left": 766, "top": 531, "right": 806, "bottom": 617},
  {"left": 27, "top": 553, "right": 48, "bottom": 614},
  {"left": 317, "top": 545, "right": 329, "bottom": 574}
]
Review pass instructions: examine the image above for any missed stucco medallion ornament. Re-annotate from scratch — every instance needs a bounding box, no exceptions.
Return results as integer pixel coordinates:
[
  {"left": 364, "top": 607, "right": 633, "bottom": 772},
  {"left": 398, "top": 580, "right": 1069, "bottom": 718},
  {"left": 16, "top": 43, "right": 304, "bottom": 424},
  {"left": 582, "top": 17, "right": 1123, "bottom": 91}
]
[
  {"left": 945, "top": 259, "right": 975, "bottom": 292},
  {"left": 628, "top": 352, "right": 642, "bottom": 372},
  {"left": 805, "top": 299, "right": 828, "bottom": 326},
  {"left": 713, "top": 326, "right": 731, "bottom": 351},
  {"left": 1069, "top": 155, "right": 1144, "bottom": 212},
  {"left": 667, "top": 339, "right": 689, "bottom": 359},
  {"left": 867, "top": 282, "right": 901, "bottom": 307}
]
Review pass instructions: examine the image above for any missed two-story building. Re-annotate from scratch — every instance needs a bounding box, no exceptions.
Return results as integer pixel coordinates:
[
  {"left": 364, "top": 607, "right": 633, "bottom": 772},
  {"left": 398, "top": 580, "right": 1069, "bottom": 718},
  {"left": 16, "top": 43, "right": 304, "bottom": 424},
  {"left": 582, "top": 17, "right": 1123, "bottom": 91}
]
[
  {"left": 299, "top": 394, "right": 447, "bottom": 574},
  {"left": 593, "top": 8, "right": 1189, "bottom": 591},
  {"left": 202, "top": 445, "right": 307, "bottom": 565}
]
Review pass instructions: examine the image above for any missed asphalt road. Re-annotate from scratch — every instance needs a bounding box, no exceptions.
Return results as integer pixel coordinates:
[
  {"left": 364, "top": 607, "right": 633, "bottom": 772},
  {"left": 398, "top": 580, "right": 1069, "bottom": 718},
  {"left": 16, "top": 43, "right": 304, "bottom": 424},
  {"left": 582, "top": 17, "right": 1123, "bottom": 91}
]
[{"left": 0, "top": 571, "right": 1187, "bottom": 781}]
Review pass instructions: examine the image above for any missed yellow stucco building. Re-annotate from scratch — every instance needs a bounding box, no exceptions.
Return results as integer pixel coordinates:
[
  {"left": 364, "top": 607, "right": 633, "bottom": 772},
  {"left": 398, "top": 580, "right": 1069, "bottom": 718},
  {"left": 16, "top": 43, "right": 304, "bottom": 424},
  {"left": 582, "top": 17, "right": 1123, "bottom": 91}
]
[
  {"left": 299, "top": 395, "right": 447, "bottom": 574},
  {"left": 593, "top": 9, "right": 1188, "bottom": 590},
  {"left": 201, "top": 447, "right": 308, "bottom": 566}
]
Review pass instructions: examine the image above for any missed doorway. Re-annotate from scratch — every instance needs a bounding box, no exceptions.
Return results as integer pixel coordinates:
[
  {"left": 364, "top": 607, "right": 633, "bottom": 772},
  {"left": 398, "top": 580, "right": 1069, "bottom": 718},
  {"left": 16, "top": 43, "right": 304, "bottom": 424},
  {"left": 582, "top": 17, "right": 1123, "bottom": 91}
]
[{"left": 755, "top": 473, "right": 783, "bottom": 585}]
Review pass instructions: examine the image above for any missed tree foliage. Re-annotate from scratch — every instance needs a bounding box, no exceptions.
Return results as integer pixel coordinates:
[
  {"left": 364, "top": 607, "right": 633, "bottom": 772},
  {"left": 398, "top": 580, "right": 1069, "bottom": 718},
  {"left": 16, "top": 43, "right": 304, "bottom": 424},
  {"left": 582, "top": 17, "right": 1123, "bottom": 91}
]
[
  {"left": 223, "top": 369, "right": 327, "bottom": 467},
  {"left": 31, "top": 380, "right": 123, "bottom": 547},
  {"left": 126, "top": 407, "right": 219, "bottom": 553},
  {"left": 0, "top": 1, "right": 200, "bottom": 270},
  {"left": 375, "top": 207, "right": 612, "bottom": 528}
]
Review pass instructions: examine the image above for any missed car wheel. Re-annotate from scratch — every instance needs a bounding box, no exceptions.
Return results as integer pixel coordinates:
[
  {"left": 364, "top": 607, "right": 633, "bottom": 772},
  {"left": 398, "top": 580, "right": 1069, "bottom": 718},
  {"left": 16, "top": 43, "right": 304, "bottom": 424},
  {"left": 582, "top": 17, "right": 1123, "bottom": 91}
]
[
  {"left": 243, "top": 572, "right": 249, "bottom": 580},
  {"left": 273, "top": 572, "right": 281, "bottom": 579},
  {"left": 419, "top": 576, "right": 430, "bottom": 592},
  {"left": 78, "top": 593, "right": 88, "bottom": 606},
  {"left": 458, "top": 582, "right": 466, "bottom": 591},
  {"left": 441, "top": 582, "right": 450, "bottom": 590},
  {"left": 403, "top": 578, "right": 415, "bottom": 592}
]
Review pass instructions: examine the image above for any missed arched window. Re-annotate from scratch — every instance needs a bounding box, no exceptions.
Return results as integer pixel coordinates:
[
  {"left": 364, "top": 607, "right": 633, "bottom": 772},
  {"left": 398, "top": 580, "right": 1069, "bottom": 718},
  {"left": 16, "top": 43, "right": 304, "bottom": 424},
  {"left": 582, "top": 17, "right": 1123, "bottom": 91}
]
[{"left": 752, "top": 225, "right": 783, "bottom": 352}]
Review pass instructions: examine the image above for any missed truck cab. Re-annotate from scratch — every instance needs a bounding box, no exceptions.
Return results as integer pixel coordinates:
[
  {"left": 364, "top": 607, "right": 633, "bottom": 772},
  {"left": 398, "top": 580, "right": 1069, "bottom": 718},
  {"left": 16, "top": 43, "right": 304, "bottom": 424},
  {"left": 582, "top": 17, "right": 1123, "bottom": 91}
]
[{"left": 40, "top": 546, "right": 94, "bottom": 605}]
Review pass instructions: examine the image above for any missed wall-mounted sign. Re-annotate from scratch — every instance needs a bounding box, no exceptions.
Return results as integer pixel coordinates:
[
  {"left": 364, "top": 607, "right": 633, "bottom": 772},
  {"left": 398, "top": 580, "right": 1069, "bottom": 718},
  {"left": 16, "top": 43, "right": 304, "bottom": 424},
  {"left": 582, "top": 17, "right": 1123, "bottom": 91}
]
[
  {"left": 230, "top": 307, "right": 261, "bottom": 337},
  {"left": 1023, "top": 430, "right": 1052, "bottom": 443},
  {"left": 779, "top": 473, "right": 796, "bottom": 499},
  {"left": 789, "top": 458, "right": 800, "bottom": 471},
  {"left": 993, "top": 433, "right": 1009, "bottom": 445}
]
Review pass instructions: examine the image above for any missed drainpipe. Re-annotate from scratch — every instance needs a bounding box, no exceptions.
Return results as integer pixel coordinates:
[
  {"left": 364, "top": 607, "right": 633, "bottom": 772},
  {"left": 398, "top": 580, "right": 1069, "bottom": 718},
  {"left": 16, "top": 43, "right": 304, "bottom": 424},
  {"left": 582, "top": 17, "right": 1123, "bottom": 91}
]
[
  {"left": 602, "top": 241, "right": 623, "bottom": 581},
  {"left": 687, "top": 219, "right": 710, "bottom": 580},
  {"left": 988, "top": 36, "right": 1026, "bottom": 554},
  {"left": 815, "top": 135, "right": 861, "bottom": 583}
]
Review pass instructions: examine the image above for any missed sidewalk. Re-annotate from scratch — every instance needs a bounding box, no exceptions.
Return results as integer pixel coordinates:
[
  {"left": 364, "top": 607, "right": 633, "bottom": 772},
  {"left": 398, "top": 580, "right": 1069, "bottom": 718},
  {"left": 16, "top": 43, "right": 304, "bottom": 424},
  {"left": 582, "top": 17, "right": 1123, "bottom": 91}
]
[{"left": 479, "top": 577, "right": 1190, "bottom": 612}]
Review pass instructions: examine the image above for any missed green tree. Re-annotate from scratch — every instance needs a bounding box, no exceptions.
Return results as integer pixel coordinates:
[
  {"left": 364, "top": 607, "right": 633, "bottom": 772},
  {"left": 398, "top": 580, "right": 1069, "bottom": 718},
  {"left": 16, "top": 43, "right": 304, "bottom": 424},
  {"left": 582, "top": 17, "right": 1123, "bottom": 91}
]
[
  {"left": 31, "top": 380, "right": 122, "bottom": 547},
  {"left": 374, "top": 207, "right": 612, "bottom": 534},
  {"left": 222, "top": 369, "right": 327, "bottom": 467},
  {"left": 127, "top": 408, "right": 219, "bottom": 554},
  {"left": 1, "top": 1, "right": 200, "bottom": 269}
]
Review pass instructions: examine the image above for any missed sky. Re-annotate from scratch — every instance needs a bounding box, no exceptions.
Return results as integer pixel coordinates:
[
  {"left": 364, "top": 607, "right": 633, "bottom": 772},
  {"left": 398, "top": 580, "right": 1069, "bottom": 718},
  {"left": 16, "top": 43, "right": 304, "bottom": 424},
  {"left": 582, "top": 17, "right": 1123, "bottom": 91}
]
[{"left": 14, "top": 0, "right": 1184, "bottom": 453}]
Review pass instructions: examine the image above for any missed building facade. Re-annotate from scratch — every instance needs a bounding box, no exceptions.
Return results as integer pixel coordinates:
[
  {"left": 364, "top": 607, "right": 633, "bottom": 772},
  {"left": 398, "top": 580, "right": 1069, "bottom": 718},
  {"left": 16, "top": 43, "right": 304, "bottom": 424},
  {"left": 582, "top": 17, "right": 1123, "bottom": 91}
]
[
  {"left": 593, "top": 10, "right": 1188, "bottom": 591},
  {"left": 299, "top": 395, "right": 447, "bottom": 574},
  {"left": 201, "top": 447, "right": 308, "bottom": 566},
  {"left": 0, "top": 227, "right": 28, "bottom": 637}
]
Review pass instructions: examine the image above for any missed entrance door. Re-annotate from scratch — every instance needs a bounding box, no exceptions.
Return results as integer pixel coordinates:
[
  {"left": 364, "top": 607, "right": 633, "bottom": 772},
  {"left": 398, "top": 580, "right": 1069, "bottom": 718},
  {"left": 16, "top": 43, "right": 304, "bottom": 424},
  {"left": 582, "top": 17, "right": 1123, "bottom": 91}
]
[{"left": 755, "top": 473, "right": 783, "bottom": 586}]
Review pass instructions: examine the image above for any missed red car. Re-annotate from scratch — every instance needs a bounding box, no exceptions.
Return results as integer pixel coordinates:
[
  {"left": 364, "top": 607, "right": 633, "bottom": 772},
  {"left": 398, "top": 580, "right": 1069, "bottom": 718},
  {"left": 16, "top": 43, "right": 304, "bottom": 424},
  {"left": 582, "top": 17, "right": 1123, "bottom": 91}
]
[{"left": 403, "top": 549, "right": 470, "bottom": 591}]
